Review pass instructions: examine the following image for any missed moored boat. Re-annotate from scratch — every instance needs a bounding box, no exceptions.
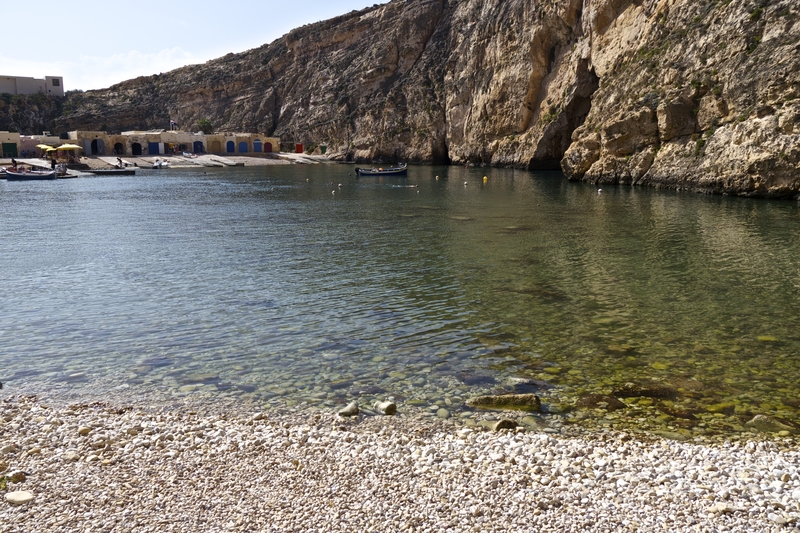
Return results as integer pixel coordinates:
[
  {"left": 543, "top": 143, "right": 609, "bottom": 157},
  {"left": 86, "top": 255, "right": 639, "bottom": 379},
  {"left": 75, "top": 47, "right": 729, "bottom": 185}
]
[
  {"left": 5, "top": 169, "right": 56, "bottom": 181},
  {"left": 87, "top": 168, "right": 137, "bottom": 176},
  {"left": 355, "top": 163, "right": 408, "bottom": 176}
]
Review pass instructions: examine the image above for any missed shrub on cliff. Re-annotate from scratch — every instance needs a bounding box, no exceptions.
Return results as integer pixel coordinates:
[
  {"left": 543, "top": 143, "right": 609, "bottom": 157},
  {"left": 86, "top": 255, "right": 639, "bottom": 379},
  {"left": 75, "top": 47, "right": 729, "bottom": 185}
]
[{"left": 197, "top": 118, "right": 213, "bottom": 134}]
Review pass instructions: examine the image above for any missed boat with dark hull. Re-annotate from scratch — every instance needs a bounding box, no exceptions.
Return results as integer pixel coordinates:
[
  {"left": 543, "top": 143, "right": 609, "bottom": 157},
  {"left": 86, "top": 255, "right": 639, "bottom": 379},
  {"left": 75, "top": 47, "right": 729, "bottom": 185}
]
[
  {"left": 87, "top": 168, "right": 137, "bottom": 176},
  {"left": 5, "top": 169, "right": 56, "bottom": 181},
  {"left": 355, "top": 163, "right": 408, "bottom": 176}
]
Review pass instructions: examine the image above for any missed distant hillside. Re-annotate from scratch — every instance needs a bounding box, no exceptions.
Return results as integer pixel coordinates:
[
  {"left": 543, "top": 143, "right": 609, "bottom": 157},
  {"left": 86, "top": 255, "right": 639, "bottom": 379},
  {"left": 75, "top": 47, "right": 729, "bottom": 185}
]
[{"left": 2, "top": 0, "right": 799, "bottom": 197}]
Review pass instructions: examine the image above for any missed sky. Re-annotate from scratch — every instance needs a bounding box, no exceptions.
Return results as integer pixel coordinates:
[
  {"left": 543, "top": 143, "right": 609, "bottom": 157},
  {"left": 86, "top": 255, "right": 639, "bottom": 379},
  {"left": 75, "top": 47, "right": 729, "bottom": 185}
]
[{"left": 1, "top": 1, "right": 386, "bottom": 91}]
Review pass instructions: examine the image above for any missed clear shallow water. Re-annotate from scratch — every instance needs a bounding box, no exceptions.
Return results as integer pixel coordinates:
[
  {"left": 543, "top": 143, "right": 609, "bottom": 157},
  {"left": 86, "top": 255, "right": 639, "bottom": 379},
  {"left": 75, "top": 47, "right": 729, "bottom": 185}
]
[{"left": 1, "top": 165, "right": 799, "bottom": 434}]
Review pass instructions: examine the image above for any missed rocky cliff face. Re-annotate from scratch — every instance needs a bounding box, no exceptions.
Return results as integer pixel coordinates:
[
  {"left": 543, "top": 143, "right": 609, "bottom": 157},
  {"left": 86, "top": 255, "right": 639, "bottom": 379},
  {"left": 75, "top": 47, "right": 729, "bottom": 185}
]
[
  {"left": 3, "top": 0, "right": 798, "bottom": 197},
  {"left": 561, "top": 0, "right": 800, "bottom": 198}
]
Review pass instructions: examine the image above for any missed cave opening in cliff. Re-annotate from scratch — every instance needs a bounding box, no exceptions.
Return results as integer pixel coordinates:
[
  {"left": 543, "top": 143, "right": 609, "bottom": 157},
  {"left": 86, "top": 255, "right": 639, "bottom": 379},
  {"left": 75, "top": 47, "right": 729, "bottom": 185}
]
[{"left": 528, "top": 62, "right": 599, "bottom": 171}]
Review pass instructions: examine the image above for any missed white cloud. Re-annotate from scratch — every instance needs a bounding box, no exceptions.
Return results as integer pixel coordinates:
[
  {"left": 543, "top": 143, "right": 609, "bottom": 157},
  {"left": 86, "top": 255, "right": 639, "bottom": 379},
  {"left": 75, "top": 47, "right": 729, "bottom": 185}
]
[{"left": 1, "top": 48, "right": 202, "bottom": 91}]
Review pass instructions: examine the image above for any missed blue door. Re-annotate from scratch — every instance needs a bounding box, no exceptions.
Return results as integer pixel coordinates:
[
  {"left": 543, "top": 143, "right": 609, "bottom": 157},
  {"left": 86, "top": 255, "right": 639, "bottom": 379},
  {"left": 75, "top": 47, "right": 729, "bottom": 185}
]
[
  {"left": 253, "top": 139, "right": 262, "bottom": 152},
  {"left": 226, "top": 141, "right": 235, "bottom": 153},
  {"left": 148, "top": 142, "right": 160, "bottom": 155},
  {"left": 193, "top": 141, "right": 204, "bottom": 153},
  {"left": 238, "top": 141, "right": 248, "bottom": 153}
]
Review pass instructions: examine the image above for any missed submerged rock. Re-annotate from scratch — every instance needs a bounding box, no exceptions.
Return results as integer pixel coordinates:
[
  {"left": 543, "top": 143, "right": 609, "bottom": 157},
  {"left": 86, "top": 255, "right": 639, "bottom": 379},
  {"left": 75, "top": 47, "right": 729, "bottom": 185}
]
[
  {"left": 706, "top": 402, "right": 736, "bottom": 415},
  {"left": 746, "top": 414, "right": 799, "bottom": 435},
  {"left": 575, "top": 394, "right": 627, "bottom": 411},
  {"left": 178, "top": 373, "right": 219, "bottom": 385},
  {"left": 648, "top": 430, "right": 691, "bottom": 442},
  {"left": 612, "top": 383, "right": 678, "bottom": 400},
  {"left": 466, "top": 394, "right": 541, "bottom": 412},
  {"left": 657, "top": 406, "right": 697, "bottom": 420},
  {"left": 456, "top": 373, "right": 497, "bottom": 386},
  {"left": 504, "top": 377, "right": 553, "bottom": 392},
  {"left": 520, "top": 415, "right": 548, "bottom": 430}
]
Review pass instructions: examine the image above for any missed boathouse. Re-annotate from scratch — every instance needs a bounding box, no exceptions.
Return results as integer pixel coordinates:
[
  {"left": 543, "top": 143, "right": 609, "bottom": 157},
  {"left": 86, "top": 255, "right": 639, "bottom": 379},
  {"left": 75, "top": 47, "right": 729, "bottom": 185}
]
[
  {"left": 19, "top": 133, "right": 61, "bottom": 156},
  {"left": 70, "top": 131, "right": 110, "bottom": 155},
  {"left": 0, "top": 131, "right": 20, "bottom": 157},
  {"left": 54, "top": 130, "right": 281, "bottom": 156}
]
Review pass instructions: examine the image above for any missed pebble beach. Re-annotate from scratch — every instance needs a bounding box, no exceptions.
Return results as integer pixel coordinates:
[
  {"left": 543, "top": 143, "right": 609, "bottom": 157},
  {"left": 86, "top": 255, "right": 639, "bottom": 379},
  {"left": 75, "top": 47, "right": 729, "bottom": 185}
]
[{"left": 1, "top": 395, "right": 799, "bottom": 532}]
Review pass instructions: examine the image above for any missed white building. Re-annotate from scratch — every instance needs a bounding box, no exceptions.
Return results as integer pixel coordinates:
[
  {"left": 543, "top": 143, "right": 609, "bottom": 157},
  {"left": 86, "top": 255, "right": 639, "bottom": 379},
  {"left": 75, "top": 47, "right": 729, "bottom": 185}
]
[{"left": 0, "top": 75, "right": 64, "bottom": 97}]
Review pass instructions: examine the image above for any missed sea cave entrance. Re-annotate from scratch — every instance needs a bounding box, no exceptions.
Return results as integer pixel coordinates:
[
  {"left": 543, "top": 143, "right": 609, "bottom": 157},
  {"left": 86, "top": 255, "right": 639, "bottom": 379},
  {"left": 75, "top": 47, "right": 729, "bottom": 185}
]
[{"left": 528, "top": 60, "right": 599, "bottom": 171}]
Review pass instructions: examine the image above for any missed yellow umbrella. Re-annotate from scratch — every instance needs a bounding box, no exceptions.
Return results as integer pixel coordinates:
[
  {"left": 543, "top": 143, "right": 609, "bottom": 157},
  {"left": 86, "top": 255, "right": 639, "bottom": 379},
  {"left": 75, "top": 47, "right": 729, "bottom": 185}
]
[
  {"left": 36, "top": 144, "right": 53, "bottom": 149},
  {"left": 56, "top": 144, "right": 83, "bottom": 150},
  {"left": 45, "top": 147, "right": 58, "bottom": 152}
]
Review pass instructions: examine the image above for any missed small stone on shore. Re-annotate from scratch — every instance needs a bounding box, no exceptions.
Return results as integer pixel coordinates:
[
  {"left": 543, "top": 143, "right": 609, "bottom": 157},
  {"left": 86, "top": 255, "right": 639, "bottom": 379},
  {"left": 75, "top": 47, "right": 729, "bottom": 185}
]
[
  {"left": 373, "top": 401, "right": 397, "bottom": 415},
  {"left": 5, "top": 491, "right": 34, "bottom": 506},
  {"left": 479, "top": 419, "right": 518, "bottom": 432},
  {"left": 338, "top": 402, "right": 359, "bottom": 417}
]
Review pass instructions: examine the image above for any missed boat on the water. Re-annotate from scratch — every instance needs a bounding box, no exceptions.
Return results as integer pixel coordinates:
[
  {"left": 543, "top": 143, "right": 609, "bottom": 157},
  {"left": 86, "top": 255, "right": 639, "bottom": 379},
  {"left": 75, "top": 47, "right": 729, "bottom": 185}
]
[
  {"left": 5, "top": 169, "right": 56, "bottom": 181},
  {"left": 87, "top": 168, "right": 137, "bottom": 176},
  {"left": 152, "top": 160, "right": 170, "bottom": 169},
  {"left": 355, "top": 163, "right": 408, "bottom": 176}
]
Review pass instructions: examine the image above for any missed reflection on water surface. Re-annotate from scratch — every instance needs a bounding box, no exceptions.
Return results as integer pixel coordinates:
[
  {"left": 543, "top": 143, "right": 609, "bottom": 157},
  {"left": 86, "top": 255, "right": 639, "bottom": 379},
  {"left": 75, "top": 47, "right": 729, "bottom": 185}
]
[{"left": 1, "top": 165, "right": 799, "bottom": 437}]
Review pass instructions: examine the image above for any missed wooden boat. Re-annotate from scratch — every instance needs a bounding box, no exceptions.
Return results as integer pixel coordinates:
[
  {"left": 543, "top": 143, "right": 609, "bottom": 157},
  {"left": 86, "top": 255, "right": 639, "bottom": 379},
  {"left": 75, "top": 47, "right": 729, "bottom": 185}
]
[
  {"left": 5, "top": 169, "right": 56, "bottom": 181},
  {"left": 87, "top": 168, "right": 137, "bottom": 176},
  {"left": 355, "top": 163, "right": 408, "bottom": 176}
]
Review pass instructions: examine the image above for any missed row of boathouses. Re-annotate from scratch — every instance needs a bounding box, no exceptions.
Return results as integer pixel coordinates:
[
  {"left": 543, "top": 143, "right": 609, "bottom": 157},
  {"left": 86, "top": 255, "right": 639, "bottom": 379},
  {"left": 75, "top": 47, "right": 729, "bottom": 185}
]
[{"left": 1, "top": 130, "right": 285, "bottom": 158}]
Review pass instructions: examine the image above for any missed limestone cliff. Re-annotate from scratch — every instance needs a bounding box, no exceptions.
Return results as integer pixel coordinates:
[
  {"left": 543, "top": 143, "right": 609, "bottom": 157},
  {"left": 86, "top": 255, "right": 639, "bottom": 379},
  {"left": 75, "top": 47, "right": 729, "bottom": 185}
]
[
  {"left": 2, "top": 0, "right": 798, "bottom": 197},
  {"left": 560, "top": 0, "right": 800, "bottom": 198}
]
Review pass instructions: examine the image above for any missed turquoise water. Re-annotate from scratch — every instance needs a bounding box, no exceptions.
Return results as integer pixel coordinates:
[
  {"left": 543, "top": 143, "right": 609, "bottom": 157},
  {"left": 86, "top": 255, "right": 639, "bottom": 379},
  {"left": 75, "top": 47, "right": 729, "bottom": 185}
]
[{"left": 1, "top": 165, "right": 799, "bottom": 433}]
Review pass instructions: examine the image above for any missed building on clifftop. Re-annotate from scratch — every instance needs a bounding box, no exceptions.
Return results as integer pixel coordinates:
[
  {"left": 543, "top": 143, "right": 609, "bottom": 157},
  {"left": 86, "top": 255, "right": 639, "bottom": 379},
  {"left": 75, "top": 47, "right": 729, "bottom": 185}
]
[{"left": 0, "top": 75, "right": 64, "bottom": 97}]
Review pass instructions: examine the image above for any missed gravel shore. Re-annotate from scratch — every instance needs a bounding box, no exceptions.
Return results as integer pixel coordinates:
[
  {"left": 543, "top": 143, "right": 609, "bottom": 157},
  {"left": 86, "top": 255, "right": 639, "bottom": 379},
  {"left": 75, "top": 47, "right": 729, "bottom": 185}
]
[{"left": 1, "top": 395, "right": 798, "bottom": 532}]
